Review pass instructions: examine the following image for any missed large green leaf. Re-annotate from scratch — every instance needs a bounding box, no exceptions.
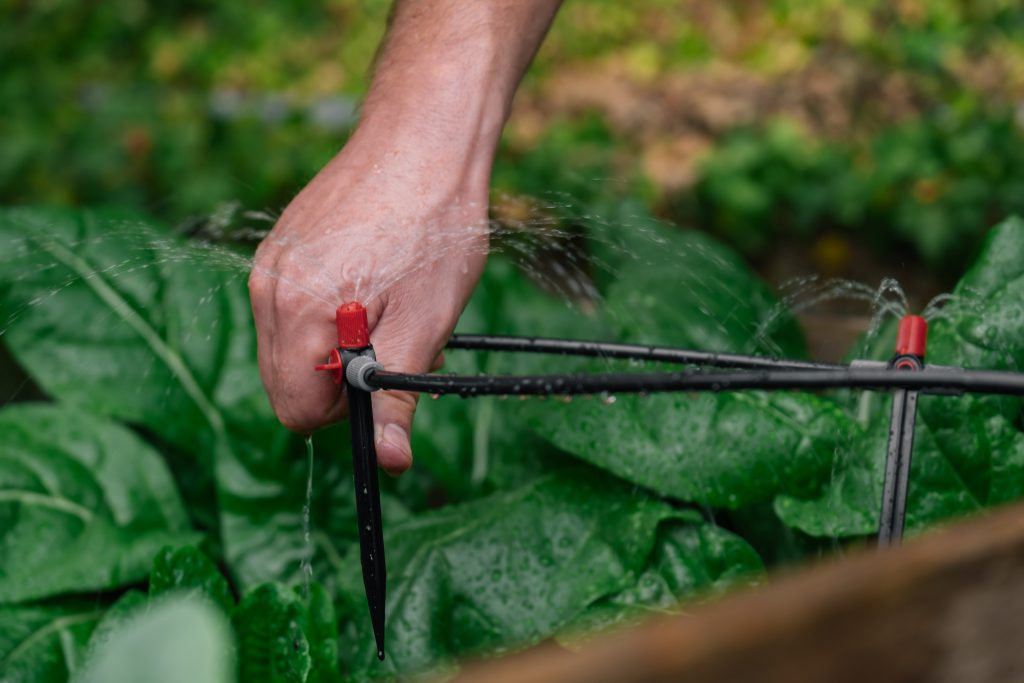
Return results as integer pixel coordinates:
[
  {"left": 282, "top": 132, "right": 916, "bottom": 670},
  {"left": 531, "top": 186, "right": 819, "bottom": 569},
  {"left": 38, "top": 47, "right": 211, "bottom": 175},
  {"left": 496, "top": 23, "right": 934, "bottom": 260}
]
[
  {"left": 562, "top": 513, "right": 763, "bottom": 639},
  {"left": 0, "top": 207, "right": 273, "bottom": 455},
  {"left": 0, "top": 207, "right": 350, "bottom": 589},
  {"left": 0, "top": 602, "right": 101, "bottom": 683},
  {"left": 527, "top": 388, "right": 850, "bottom": 508},
  {"left": 777, "top": 217, "right": 1024, "bottom": 536},
  {"left": 333, "top": 471, "right": 756, "bottom": 679},
  {"left": 529, "top": 220, "right": 852, "bottom": 507},
  {"left": 0, "top": 404, "right": 197, "bottom": 602}
]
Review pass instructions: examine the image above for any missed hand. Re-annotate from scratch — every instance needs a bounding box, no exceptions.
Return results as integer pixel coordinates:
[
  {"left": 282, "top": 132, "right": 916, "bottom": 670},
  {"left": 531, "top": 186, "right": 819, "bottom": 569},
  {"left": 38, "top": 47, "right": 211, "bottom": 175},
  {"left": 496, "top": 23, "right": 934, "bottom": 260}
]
[
  {"left": 249, "top": 131, "right": 489, "bottom": 474},
  {"left": 248, "top": 0, "right": 563, "bottom": 473}
]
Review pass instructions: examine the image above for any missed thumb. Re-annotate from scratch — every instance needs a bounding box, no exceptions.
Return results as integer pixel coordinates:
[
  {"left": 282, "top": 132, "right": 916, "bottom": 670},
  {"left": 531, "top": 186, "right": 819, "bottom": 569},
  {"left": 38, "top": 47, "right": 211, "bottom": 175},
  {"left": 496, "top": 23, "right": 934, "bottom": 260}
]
[{"left": 369, "top": 338, "right": 439, "bottom": 475}]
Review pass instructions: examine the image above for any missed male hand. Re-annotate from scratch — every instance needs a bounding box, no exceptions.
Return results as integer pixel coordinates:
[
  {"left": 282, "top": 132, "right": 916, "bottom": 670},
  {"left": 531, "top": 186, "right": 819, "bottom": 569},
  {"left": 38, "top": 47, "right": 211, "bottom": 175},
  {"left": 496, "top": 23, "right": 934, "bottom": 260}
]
[
  {"left": 249, "top": 131, "right": 489, "bottom": 473},
  {"left": 249, "top": 0, "right": 562, "bottom": 473}
]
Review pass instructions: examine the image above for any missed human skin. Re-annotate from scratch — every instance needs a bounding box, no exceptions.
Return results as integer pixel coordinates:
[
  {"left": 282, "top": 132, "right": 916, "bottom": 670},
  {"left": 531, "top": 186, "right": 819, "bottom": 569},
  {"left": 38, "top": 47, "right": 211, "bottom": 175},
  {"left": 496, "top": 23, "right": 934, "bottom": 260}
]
[{"left": 249, "top": 0, "right": 563, "bottom": 473}]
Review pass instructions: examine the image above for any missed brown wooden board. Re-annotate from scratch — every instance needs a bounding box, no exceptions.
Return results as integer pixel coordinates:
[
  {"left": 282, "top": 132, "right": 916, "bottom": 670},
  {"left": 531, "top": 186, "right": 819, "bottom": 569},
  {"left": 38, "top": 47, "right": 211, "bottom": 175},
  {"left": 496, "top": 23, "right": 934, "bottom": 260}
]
[{"left": 446, "top": 503, "right": 1024, "bottom": 683}]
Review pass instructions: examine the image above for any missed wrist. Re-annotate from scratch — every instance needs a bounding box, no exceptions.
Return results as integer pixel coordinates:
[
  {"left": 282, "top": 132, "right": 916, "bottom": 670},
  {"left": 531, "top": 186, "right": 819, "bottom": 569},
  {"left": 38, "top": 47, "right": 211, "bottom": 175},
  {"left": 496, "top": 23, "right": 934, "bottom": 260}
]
[{"left": 350, "top": 28, "right": 515, "bottom": 197}]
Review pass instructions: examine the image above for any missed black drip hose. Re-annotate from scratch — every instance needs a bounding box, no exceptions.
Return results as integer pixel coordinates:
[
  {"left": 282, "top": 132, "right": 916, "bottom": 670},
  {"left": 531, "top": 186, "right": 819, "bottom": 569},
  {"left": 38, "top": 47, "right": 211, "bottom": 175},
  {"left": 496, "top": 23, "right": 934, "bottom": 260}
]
[
  {"left": 447, "top": 334, "right": 840, "bottom": 371},
  {"left": 365, "top": 366, "right": 1024, "bottom": 397}
]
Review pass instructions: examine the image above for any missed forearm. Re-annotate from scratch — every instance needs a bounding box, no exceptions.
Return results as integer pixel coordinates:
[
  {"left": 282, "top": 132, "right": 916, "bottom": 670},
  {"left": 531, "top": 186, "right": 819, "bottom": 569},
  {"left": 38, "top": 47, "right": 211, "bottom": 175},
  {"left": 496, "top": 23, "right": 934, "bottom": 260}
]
[{"left": 349, "top": 0, "right": 563, "bottom": 195}]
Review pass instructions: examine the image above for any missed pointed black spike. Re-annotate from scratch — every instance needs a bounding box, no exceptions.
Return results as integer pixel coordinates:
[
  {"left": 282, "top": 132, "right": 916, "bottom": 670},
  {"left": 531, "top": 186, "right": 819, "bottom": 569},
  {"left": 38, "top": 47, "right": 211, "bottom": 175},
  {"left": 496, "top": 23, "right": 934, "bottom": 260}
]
[
  {"left": 346, "top": 374, "right": 387, "bottom": 661},
  {"left": 878, "top": 356, "right": 923, "bottom": 548}
]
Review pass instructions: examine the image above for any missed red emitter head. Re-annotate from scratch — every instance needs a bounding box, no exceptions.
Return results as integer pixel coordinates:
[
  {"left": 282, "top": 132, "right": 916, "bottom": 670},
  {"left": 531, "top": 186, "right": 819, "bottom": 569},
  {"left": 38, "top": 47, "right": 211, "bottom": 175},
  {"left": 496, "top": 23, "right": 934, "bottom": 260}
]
[
  {"left": 895, "top": 314, "right": 927, "bottom": 359},
  {"left": 336, "top": 301, "right": 370, "bottom": 349},
  {"left": 315, "top": 302, "right": 372, "bottom": 383}
]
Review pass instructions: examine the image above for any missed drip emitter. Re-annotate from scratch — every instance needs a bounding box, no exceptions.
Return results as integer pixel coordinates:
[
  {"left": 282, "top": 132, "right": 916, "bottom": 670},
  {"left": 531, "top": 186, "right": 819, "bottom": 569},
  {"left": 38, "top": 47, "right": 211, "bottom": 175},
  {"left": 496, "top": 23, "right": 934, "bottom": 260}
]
[
  {"left": 314, "top": 302, "right": 387, "bottom": 661},
  {"left": 318, "top": 303, "right": 1024, "bottom": 661}
]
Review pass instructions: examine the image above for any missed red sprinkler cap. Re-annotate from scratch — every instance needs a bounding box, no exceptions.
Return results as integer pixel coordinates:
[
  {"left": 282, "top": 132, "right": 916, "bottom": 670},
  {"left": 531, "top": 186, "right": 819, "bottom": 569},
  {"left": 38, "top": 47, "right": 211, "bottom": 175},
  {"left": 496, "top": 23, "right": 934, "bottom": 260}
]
[
  {"left": 895, "top": 314, "right": 928, "bottom": 359},
  {"left": 336, "top": 302, "right": 370, "bottom": 349}
]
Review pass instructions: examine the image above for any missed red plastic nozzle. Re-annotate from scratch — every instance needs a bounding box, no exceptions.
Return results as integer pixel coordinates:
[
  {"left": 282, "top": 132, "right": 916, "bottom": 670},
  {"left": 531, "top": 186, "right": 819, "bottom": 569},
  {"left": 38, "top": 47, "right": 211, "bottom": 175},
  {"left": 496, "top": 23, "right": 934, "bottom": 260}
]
[
  {"left": 336, "top": 302, "right": 370, "bottom": 349},
  {"left": 895, "top": 314, "right": 927, "bottom": 359}
]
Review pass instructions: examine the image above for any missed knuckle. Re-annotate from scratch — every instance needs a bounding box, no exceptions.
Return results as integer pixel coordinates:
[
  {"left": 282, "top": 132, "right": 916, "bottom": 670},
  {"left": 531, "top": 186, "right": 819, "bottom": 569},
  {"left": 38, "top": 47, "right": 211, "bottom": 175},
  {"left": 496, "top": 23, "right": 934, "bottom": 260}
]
[
  {"left": 248, "top": 269, "right": 273, "bottom": 301},
  {"left": 272, "top": 279, "right": 310, "bottom": 313},
  {"left": 387, "top": 389, "right": 420, "bottom": 413}
]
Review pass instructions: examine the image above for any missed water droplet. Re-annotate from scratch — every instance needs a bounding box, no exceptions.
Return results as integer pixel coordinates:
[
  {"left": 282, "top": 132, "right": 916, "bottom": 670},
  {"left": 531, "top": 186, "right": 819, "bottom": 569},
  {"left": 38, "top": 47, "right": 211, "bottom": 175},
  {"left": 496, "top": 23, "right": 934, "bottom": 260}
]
[{"left": 300, "top": 435, "right": 315, "bottom": 597}]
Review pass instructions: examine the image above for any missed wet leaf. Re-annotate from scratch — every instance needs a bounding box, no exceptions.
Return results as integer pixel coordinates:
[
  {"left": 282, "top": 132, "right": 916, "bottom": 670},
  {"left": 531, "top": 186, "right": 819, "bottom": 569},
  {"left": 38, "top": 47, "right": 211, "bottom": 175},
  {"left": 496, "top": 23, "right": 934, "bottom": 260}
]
[
  {"left": 334, "top": 471, "right": 756, "bottom": 679},
  {"left": 529, "top": 220, "right": 851, "bottom": 508},
  {"left": 563, "top": 513, "right": 763, "bottom": 637},
  {"left": 0, "top": 404, "right": 198, "bottom": 602}
]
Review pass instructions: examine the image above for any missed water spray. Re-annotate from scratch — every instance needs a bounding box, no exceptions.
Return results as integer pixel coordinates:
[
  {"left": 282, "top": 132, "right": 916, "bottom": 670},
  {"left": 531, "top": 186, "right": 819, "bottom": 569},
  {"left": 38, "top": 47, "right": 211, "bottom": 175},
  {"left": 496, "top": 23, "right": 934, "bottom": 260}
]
[{"left": 317, "top": 303, "right": 1024, "bottom": 661}]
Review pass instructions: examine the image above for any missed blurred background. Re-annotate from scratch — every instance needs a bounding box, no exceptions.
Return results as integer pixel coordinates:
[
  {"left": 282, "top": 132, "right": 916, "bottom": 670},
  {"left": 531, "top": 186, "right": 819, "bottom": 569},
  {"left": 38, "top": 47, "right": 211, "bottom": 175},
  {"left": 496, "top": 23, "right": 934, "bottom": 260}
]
[{"left": 4, "top": 0, "right": 1024, "bottom": 296}]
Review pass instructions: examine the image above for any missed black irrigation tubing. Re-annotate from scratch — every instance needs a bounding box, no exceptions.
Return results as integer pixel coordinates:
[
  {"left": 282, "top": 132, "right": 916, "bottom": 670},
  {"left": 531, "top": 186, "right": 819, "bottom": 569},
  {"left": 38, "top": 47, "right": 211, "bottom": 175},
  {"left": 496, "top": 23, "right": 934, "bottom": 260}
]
[
  {"left": 365, "top": 366, "right": 1024, "bottom": 398},
  {"left": 447, "top": 334, "right": 842, "bottom": 371}
]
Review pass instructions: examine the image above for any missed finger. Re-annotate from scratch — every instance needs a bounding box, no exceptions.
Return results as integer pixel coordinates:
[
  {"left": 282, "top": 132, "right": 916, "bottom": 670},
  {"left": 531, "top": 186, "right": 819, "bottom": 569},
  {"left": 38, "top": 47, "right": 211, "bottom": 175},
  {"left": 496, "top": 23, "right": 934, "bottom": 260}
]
[
  {"left": 430, "top": 351, "right": 445, "bottom": 371},
  {"left": 371, "top": 388, "right": 418, "bottom": 475},
  {"left": 369, "top": 326, "right": 443, "bottom": 474},
  {"left": 253, "top": 272, "right": 346, "bottom": 433}
]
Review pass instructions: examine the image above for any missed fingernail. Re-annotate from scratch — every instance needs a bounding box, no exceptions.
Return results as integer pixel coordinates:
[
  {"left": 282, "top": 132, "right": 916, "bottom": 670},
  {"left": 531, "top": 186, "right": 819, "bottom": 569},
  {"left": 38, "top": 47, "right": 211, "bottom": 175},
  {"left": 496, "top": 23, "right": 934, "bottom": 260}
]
[{"left": 380, "top": 423, "right": 409, "bottom": 452}]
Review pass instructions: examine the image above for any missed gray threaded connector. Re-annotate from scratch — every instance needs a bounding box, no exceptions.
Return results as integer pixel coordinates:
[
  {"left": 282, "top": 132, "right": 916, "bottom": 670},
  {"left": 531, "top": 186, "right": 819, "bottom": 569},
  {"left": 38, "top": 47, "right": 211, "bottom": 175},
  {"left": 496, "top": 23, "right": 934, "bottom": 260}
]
[{"left": 346, "top": 355, "right": 383, "bottom": 392}]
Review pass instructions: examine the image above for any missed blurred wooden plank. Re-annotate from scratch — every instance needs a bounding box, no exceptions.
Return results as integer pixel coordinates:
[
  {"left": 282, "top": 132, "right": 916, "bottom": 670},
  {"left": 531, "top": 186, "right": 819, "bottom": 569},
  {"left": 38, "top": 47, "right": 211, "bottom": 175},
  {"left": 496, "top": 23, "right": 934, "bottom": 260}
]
[{"left": 448, "top": 504, "right": 1024, "bottom": 683}]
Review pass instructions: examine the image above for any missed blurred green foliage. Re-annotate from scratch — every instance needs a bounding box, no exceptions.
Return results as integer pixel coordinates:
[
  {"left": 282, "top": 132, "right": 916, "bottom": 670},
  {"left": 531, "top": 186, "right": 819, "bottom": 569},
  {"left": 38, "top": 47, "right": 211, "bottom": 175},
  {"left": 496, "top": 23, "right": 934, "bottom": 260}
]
[
  {"left": 679, "top": 106, "right": 1024, "bottom": 270},
  {"left": 3, "top": 0, "right": 1024, "bottom": 264}
]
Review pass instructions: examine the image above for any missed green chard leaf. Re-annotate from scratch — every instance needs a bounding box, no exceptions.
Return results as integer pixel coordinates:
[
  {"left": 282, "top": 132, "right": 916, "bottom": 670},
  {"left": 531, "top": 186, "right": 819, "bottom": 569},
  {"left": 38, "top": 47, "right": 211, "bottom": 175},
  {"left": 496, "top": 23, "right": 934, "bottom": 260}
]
[
  {"left": 0, "top": 601, "right": 101, "bottom": 683},
  {"left": 562, "top": 512, "right": 763, "bottom": 639},
  {"left": 333, "top": 471, "right": 758, "bottom": 679},
  {"left": 529, "top": 220, "right": 852, "bottom": 508},
  {"left": 0, "top": 404, "right": 197, "bottom": 602},
  {"left": 232, "top": 582, "right": 342, "bottom": 683},
  {"left": 0, "top": 207, "right": 351, "bottom": 589},
  {"left": 150, "top": 546, "right": 235, "bottom": 613},
  {"left": 777, "top": 216, "right": 1024, "bottom": 536},
  {"left": 294, "top": 583, "right": 344, "bottom": 683}
]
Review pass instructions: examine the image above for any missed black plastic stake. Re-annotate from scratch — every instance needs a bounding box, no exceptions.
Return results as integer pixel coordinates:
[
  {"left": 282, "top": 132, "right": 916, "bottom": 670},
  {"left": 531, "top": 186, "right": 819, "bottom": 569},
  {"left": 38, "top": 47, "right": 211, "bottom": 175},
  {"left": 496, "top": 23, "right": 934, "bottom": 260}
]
[
  {"left": 877, "top": 356, "right": 922, "bottom": 548},
  {"left": 344, "top": 349, "right": 387, "bottom": 661}
]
